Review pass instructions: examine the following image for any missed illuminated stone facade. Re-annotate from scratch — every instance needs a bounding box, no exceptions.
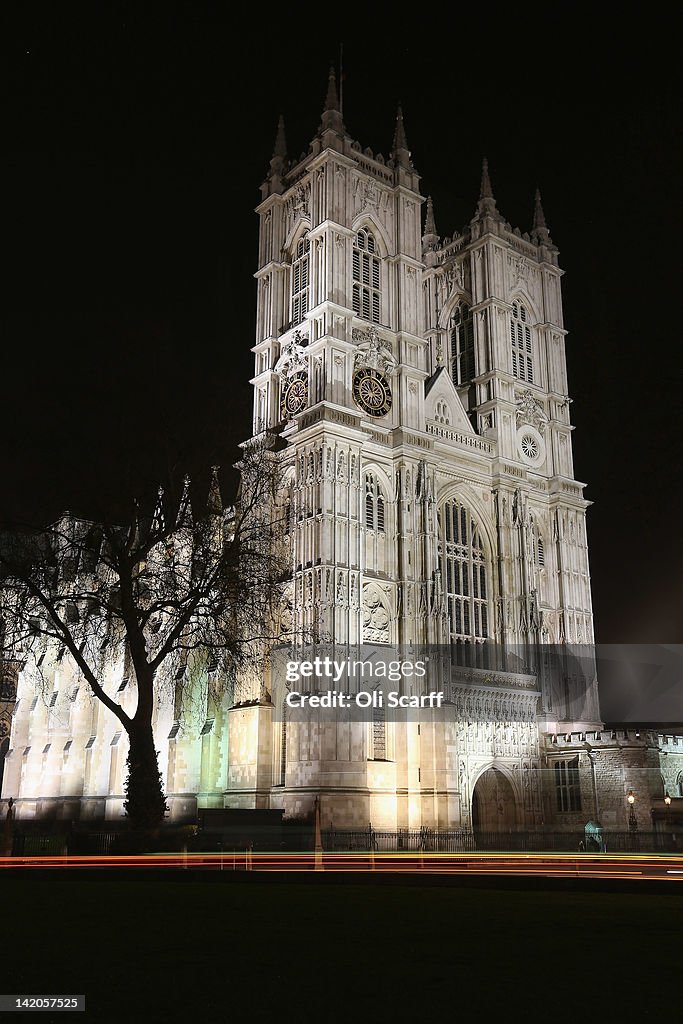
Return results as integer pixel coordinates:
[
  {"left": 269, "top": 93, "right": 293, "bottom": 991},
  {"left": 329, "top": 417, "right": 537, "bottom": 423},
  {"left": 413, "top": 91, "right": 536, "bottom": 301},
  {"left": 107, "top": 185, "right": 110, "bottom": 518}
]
[{"left": 2, "top": 74, "right": 681, "bottom": 833}]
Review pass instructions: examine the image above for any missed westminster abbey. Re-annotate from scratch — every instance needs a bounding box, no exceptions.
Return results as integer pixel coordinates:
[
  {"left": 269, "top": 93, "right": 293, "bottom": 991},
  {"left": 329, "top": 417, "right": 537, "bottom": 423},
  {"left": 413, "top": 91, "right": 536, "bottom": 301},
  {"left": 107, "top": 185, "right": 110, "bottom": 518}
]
[{"left": 2, "top": 70, "right": 681, "bottom": 839}]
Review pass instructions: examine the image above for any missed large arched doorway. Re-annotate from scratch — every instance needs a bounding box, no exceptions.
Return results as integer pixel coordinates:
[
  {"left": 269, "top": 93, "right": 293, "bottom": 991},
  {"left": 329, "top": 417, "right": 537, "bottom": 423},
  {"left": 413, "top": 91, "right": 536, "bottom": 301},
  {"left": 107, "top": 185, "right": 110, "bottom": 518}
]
[{"left": 472, "top": 767, "right": 517, "bottom": 832}]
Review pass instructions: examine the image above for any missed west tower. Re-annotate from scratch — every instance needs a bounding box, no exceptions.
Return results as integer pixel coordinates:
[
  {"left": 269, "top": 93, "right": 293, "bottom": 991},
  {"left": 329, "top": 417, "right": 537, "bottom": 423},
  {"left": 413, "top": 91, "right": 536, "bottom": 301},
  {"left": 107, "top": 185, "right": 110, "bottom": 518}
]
[{"left": 234, "top": 70, "right": 602, "bottom": 828}]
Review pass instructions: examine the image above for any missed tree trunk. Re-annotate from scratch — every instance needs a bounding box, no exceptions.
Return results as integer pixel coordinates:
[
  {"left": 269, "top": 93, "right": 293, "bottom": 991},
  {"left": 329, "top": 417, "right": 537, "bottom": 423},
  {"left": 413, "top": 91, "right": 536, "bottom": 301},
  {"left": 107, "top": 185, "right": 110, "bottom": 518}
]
[{"left": 123, "top": 721, "right": 168, "bottom": 832}]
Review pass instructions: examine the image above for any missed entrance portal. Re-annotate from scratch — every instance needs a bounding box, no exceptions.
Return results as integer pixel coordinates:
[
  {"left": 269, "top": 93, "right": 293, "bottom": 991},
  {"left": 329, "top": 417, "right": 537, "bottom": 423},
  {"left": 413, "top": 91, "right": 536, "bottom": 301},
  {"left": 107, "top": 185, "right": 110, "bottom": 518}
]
[{"left": 472, "top": 767, "right": 517, "bottom": 831}]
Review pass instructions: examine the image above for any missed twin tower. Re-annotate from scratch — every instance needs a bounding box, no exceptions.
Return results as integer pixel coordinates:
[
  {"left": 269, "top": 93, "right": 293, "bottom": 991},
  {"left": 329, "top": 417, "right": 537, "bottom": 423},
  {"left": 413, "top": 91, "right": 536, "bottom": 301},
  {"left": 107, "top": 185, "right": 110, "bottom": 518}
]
[{"left": 231, "top": 69, "right": 601, "bottom": 829}]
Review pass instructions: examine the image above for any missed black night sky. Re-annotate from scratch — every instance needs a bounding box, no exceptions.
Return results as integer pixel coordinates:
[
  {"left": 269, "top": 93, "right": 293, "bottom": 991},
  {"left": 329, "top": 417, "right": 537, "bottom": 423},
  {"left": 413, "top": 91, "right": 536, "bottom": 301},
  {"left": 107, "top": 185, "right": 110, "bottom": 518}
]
[{"left": 3, "top": 7, "right": 682, "bottom": 643}]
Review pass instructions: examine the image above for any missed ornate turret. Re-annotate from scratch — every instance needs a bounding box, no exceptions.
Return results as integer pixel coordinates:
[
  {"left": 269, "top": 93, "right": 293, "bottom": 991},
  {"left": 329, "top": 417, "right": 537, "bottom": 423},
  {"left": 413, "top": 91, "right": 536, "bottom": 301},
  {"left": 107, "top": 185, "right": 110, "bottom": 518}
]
[
  {"left": 319, "top": 66, "right": 344, "bottom": 136},
  {"left": 422, "top": 195, "right": 439, "bottom": 252},
  {"left": 531, "top": 187, "right": 552, "bottom": 246},
  {"left": 269, "top": 115, "right": 287, "bottom": 176},
  {"left": 175, "top": 475, "right": 193, "bottom": 530},
  {"left": 206, "top": 466, "right": 223, "bottom": 517},
  {"left": 264, "top": 115, "right": 288, "bottom": 196},
  {"left": 390, "top": 104, "right": 412, "bottom": 168},
  {"left": 477, "top": 157, "right": 498, "bottom": 217}
]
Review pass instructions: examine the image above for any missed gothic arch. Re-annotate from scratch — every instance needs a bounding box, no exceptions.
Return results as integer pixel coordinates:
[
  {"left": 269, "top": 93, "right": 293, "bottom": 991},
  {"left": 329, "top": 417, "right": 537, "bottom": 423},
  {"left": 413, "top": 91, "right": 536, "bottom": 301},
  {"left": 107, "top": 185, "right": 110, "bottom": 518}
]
[
  {"left": 437, "top": 289, "right": 474, "bottom": 331},
  {"left": 283, "top": 218, "right": 312, "bottom": 258},
  {"left": 437, "top": 486, "right": 496, "bottom": 643},
  {"left": 470, "top": 763, "right": 520, "bottom": 831},
  {"left": 436, "top": 481, "right": 496, "bottom": 565},
  {"left": 349, "top": 214, "right": 391, "bottom": 258},
  {"left": 509, "top": 288, "right": 540, "bottom": 326},
  {"left": 361, "top": 463, "right": 393, "bottom": 511},
  {"left": 363, "top": 465, "right": 392, "bottom": 576}
]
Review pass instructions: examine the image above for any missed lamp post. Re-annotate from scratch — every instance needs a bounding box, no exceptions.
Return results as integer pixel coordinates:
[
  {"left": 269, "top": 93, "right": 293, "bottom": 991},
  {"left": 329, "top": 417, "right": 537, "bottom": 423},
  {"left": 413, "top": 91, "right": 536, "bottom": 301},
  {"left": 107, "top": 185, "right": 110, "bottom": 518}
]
[
  {"left": 627, "top": 790, "right": 638, "bottom": 851},
  {"left": 664, "top": 792, "right": 672, "bottom": 850}
]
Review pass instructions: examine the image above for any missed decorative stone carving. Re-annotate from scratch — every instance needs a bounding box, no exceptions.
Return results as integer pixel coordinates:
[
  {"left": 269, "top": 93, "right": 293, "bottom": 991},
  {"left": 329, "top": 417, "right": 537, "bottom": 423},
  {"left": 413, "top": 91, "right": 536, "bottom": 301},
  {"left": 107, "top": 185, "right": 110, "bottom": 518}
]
[
  {"left": 275, "top": 332, "right": 308, "bottom": 379},
  {"left": 336, "top": 571, "right": 347, "bottom": 606},
  {"left": 362, "top": 583, "right": 391, "bottom": 643},
  {"left": 280, "top": 586, "right": 295, "bottom": 636},
  {"left": 510, "top": 254, "right": 529, "bottom": 285},
  {"left": 515, "top": 390, "right": 548, "bottom": 436},
  {"left": 436, "top": 262, "right": 463, "bottom": 305},
  {"left": 351, "top": 326, "right": 397, "bottom": 375},
  {"left": 353, "top": 176, "right": 384, "bottom": 212},
  {"left": 288, "top": 182, "right": 310, "bottom": 219}
]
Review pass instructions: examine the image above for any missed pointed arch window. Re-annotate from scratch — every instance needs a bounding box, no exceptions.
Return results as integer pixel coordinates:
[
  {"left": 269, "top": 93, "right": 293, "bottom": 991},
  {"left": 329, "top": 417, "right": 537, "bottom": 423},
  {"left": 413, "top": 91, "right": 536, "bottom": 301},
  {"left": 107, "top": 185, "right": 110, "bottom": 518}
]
[
  {"left": 510, "top": 301, "right": 534, "bottom": 383},
  {"left": 529, "top": 515, "right": 545, "bottom": 568},
  {"left": 353, "top": 229, "right": 381, "bottom": 324},
  {"left": 365, "top": 473, "right": 385, "bottom": 532},
  {"left": 292, "top": 235, "right": 310, "bottom": 327},
  {"left": 537, "top": 536, "right": 545, "bottom": 567},
  {"left": 434, "top": 400, "right": 451, "bottom": 425},
  {"left": 438, "top": 499, "right": 489, "bottom": 642},
  {"left": 450, "top": 304, "right": 475, "bottom": 386}
]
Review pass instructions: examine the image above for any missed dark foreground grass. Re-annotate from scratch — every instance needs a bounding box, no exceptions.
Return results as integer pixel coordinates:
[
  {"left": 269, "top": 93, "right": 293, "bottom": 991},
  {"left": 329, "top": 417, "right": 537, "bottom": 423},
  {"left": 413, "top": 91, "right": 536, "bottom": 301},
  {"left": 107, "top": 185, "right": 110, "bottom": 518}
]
[{"left": 0, "top": 877, "right": 680, "bottom": 1023}]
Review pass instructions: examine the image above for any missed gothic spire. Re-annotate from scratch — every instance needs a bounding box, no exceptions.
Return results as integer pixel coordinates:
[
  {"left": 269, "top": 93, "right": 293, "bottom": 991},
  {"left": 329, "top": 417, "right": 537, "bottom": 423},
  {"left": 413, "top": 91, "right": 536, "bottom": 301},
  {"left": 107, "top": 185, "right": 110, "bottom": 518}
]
[
  {"left": 422, "top": 195, "right": 439, "bottom": 251},
  {"left": 175, "top": 474, "right": 193, "bottom": 529},
  {"left": 207, "top": 466, "right": 223, "bottom": 517},
  {"left": 319, "top": 66, "right": 344, "bottom": 135},
  {"left": 476, "top": 157, "right": 499, "bottom": 217},
  {"left": 324, "top": 65, "right": 340, "bottom": 112},
  {"left": 425, "top": 195, "right": 437, "bottom": 235},
  {"left": 268, "top": 115, "right": 287, "bottom": 176},
  {"left": 390, "top": 104, "right": 412, "bottom": 168},
  {"left": 479, "top": 157, "right": 494, "bottom": 200},
  {"left": 532, "top": 187, "right": 552, "bottom": 244}
]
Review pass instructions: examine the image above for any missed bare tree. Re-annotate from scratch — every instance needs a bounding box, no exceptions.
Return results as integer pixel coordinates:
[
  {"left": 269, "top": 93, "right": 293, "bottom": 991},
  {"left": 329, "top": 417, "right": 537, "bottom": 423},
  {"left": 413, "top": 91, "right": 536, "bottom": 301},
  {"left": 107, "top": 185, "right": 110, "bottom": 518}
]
[{"left": 0, "top": 437, "right": 288, "bottom": 830}]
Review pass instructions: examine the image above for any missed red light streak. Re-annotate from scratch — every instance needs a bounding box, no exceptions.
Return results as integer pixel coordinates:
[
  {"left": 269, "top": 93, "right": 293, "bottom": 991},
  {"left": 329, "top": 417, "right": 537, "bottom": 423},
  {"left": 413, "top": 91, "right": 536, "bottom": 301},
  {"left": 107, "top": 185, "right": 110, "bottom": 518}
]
[{"left": 0, "top": 851, "right": 681, "bottom": 880}]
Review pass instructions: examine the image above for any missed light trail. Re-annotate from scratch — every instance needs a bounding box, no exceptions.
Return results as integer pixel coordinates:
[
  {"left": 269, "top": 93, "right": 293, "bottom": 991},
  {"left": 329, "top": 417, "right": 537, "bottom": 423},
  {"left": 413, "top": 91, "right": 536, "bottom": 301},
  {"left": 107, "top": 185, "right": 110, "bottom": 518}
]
[{"left": 1, "top": 851, "right": 682, "bottom": 880}]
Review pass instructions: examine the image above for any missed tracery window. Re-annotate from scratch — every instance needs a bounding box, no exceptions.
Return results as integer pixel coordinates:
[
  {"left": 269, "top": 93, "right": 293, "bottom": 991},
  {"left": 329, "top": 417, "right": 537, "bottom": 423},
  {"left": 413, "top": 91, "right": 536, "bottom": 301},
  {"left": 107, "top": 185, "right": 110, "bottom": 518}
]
[
  {"left": 554, "top": 757, "right": 581, "bottom": 812},
  {"left": 365, "top": 473, "right": 385, "bottom": 532},
  {"left": 292, "top": 235, "right": 310, "bottom": 327},
  {"left": 353, "top": 229, "right": 381, "bottom": 324},
  {"left": 510, "top": 301, "right": 533, "bottom": 383},
  {"left": 450, "top": 304, "right": 475, "bottom": 386},
  {"left": 439, "top": 500, "right": 489, "bottom": 642}
]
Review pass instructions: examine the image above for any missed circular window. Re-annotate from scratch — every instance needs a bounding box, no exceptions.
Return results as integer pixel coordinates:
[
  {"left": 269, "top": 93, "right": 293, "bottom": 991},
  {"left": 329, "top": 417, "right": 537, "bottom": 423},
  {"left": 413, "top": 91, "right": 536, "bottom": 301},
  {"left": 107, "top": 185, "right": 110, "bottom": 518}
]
[
  {"left": 520, "top": 434, "right": 539, "bottom": 459},
  {"left": 516, "top": 425, "right": 545, "bottom": 466}
]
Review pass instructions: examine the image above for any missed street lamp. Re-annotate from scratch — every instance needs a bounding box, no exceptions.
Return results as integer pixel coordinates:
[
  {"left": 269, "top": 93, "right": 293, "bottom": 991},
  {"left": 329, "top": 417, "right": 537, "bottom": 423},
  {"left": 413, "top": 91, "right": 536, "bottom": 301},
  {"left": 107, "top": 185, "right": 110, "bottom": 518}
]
[
  {"left": 664, "top": 792, "right": 672, "bottom": 848},
  {"left": 627, "top": 790, "right": 638, "bottom": 834}
]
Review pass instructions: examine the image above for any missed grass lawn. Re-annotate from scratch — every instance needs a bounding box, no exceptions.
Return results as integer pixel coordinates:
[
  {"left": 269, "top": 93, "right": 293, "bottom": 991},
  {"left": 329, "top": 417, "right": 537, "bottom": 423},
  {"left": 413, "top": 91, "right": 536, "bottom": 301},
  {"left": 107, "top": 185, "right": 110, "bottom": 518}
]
[{"left": 1, "top": 877, "right": 680, "bottom": 1022}]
